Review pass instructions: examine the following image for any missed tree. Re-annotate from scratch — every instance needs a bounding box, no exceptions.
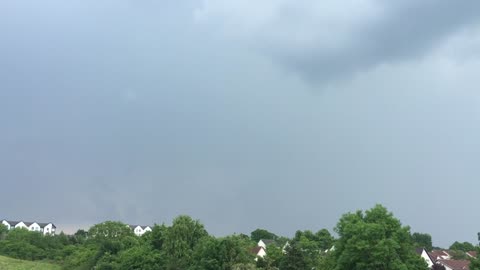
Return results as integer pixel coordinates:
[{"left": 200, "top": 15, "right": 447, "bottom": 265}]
[
  {"left": 257, "top": 244, "right": 284, "bottom": 269},
  {"left": 412, "top": 232, "right": 433, "bottom": 251},
  {"left": 191, "top": 235, "right": 255, "bottom": 270},
  {"left": 449, "top": 250, "right": 468, "bottom": 260},
  {"left": 449, "top": 241, "right": 475, "bottom": 252},
  {"left": 250, "top": 229, "right": 278, "bottom": 243},
  {"left": 114, "top": 245, "right": 166, "bottom": 270},
  {"left": 0, "top": 224, "right": 8, "bottom": 240},
  {"left": 333, "top": 204, "right": 429, "bottom": 270},
  {"left": 316, "top": 229, "right": 335, "bottom": 250},
  {"left": 163, "top": 215, "right": 208, "bottom": 269},
  {"left": 470, "top": 249, "right": 480, "bottom": 270},
  {"left": 279, "top": 242, "right": 308, "bottom": 270}
]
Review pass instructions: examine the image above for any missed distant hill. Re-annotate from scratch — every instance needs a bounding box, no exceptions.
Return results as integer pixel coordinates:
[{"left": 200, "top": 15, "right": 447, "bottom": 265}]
[{"left": 0, "top": 255, "right": 61, "bottom": 270}]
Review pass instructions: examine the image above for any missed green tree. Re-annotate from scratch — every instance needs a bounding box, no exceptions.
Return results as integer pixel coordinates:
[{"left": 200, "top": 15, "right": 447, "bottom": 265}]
[
  {"left": 333, "top": 204, "right": 429, "bottom": 270},
  {"left": 191, "top": 235, "right": 255, "bottom": 270},
  {"left": 412, "top": 232, "right": 433, "bottom": 251},
  {"left": 279, "top": 242, "right": 307, "bottom": 270},
  {"left": 0, "top": 224, "right": 8, "bottom": 240},
  {"left": 250, "top": 229, "right": 278, "bottom": 243},
  {"left": 163, "top": 215, "right": 208, "bottom": 269},
  {"left": 316, "top": 229, "right": 335, "bottom": 250},
  {"left": 449, "top": 241, "right": 475, "bottom": 252},
  {"left": 114, "top": 245, "right": 166, "bottom": 270},
  {"left": 470, "top": 250, "right": 480, "bottom": 270},
  {"left": 257, "top": 244, "right": 284, "bottom": 269}
]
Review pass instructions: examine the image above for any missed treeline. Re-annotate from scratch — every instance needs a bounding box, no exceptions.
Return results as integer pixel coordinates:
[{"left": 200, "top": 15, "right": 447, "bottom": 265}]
[{"left": 0, "top": 205, "right": 478, "bottom": 270}]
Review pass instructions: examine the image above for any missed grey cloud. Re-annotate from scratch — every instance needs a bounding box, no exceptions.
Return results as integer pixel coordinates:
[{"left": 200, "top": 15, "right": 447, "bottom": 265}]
[{"left": 197, "top": 1, "right": 480, "bottom": 82}]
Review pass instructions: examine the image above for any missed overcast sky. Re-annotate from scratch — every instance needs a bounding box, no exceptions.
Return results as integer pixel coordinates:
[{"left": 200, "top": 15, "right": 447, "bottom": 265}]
[{"left": 1, "top": 0, "right": 480, "bottom": 247}]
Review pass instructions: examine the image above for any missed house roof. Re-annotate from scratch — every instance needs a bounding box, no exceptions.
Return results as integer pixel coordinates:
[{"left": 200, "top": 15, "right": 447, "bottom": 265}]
[
  {"left": 250, "top": 246, "right": 265, "bottom": 255},
  {"left": 437, "top": 259, "right": 470, "bottom": 270},
  {"left": 38, "top": 223, "right": 56, "bottom": 228},
  {"left": 2, "top": 220, "right": 55, "bottom": 229},
  {"left": 467, "top": 251, "right": 477, "bottom": 258},
  {"left": 4, "top": 221, "right": 20, "bottom": 226},
  {"left": 429, "top": 250, "right": 451, "bottom": 261},
  {"left": 129, "top": 225, "right": 150, "bottom": 230},
  {"left": 415, "top": 248, "right": 425, "bottom": 255}
]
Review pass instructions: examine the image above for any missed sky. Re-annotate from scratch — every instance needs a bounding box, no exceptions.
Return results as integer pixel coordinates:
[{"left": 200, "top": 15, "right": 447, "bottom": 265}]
[{"left": 1, "top": 0, "right": 480, "bottom": 247}]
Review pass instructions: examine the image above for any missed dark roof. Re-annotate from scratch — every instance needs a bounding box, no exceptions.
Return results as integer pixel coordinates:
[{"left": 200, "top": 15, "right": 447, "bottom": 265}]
[
  {"left": 250, "top": 246, "right": 265, "bottom": 255},
  {"left": 4, "top": 221, "right": 20, "bottom": 226},
  {"left": 437, "top": 259, "right": 470, "bottom": 270},
  {"left": 37, "top": 223, "right": 56, "bottom": 228},
  {"left": 129, "top": 225, "right": 150, "bottom": 230},
  {"left": 467, "top": 251, "right": 477, "bottom": 258},
  {"left": 429, "top": 250, "right": 451, "bottom": 261},
  {"left": 415, "top": 248, "right": 425, "bottom": 255},
  {"left": 2, "top": 220, "right": 55, "bottom": 229}
]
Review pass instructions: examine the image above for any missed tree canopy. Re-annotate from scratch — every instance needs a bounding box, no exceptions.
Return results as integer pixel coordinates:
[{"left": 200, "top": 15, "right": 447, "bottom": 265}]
[
  {"left": 333, "top": 204, "right": 429, "bottom": 270},
  {"left": 0, "top": 205, "right": 443, "bottom": 270},
  {"left": 412, "top": 232, "right": 433, "bottom": 251}
]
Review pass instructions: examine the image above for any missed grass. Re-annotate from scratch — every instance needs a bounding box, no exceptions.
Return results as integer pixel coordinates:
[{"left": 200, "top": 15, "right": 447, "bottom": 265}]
[{"left": 0, "top": 255, "right": 61, "bottom": 270}]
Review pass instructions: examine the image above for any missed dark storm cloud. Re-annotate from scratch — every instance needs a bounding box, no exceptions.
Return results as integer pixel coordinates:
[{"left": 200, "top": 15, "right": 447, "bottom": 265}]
[
  {"left": 197, "top": 0, "right": 480, "bottom": 82},
  {"left": 2, "top": 0, "right": 480, "bottom": 248}
]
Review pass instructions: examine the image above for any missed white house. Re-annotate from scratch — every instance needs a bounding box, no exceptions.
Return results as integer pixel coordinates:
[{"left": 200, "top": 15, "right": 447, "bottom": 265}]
[
  {"left": 416, "top": 248, "right": 434, "bottom": 268},
  {"left": 1, "top": 220, "right": 56, "bottom": 235},
  {"left": 129, "top": 225, "right": 152, "bottom": 236},
  {"left": 251, "top": 246, "right": 267, "bottom": 260},
  {"left": 257, "top": 239, "right": 275, "bottom": 249}
]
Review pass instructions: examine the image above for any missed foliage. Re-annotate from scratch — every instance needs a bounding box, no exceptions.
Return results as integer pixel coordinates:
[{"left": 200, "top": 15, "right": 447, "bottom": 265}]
[
  {"left": 191, "top": 235, "right": 255, "bottom": 270},
  {"left": 449, "top": 249, "right": 468, "bottom": 260},
  {"left": 333, "top": 204, "right": 429, "bottom": 270},
  {"left": 250, "top": 229, "right": 278, "bottom": 243},
  {"left": 279, "top": 241, "right": 307, "bottom": 270},
  {"left": 412, "top": 232, "right": 433, "bottom": 251},
  {"left": 470, "top": 249, "right": 480, "bottom": 270},
  {"left": 0, "top": 255, "right": 61, "bottom": 270},
  {"left": 162, "top": 215, "right": 209, "bottom": 269},
  {"left": 0, "top": 224, "right": 8, "bottom": 240},
  {"left": 449, "top": 241, "right": 475, "bottom": 252},
  {"left": 0, "top": 207, "right": 439, "bottom": 270}
]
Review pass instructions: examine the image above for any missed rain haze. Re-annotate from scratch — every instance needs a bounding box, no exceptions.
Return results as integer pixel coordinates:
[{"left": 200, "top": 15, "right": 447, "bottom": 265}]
[{"left": 1, "top": 0, "right": 480, "bottom": 248}]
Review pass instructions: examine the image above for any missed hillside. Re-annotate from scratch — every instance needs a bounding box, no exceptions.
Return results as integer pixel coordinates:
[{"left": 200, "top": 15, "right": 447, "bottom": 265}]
[{"left": 0, "top": 255, "right": 61, "bottom": 270}]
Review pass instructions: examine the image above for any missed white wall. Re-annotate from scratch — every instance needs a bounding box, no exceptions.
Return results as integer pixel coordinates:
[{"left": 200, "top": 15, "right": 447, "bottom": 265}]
[
  {"left": 420, "top": 249, "right": 434, "bottom": 268},
  {"left": 1, "top": 220, "right": 10, "bottom": 230},
  {"left": 43, "top": 224, "right": 55, "bottom": 235},
  {"left": 15, "top": 222, "right": 27, "bottom": 230},
  {"left": 28, "top": 223, "right": 41, "bottom": 232}
]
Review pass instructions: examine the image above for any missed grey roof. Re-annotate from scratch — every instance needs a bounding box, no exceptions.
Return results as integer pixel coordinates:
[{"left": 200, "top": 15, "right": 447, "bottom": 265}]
[
  {"left": 2, "top": 220, "right": 55, "bottom": 229},
  {"left": 4, "top": 220, "right": 21, "bottom": 226},
  {"left": 129, "top": 225, "right": 151, "bottom": 230},
  {"left": 38, "top": 222, "right": 56, "bottom": 228}
]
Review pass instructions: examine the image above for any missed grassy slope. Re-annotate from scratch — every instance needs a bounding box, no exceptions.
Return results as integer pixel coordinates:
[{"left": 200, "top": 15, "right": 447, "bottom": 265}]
[{"left": 0, "top": 255, "right": 61, "bottom": 270}]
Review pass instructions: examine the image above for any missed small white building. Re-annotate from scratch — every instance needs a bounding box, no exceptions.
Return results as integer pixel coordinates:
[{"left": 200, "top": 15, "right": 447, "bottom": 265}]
[
  {"left": 129, "top": 225, "right": 152, "bottom": 236},
  {"left": 1, "top": 220, "right": 56, "bottom": 235},
  {"left": 251, "top": 246, "right": 267, "bottom": 260},
  {"left": 257, "top": 239, "right": 275, "bottom": 249},
  {"left": 416, "top": 248, "right": 434, "bottom": 268}
]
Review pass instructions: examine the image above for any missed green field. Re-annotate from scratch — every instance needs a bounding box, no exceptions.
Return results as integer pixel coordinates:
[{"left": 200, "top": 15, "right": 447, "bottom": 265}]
[{"left": 0, "top": 255, "right": 61, "bottom": 270}]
